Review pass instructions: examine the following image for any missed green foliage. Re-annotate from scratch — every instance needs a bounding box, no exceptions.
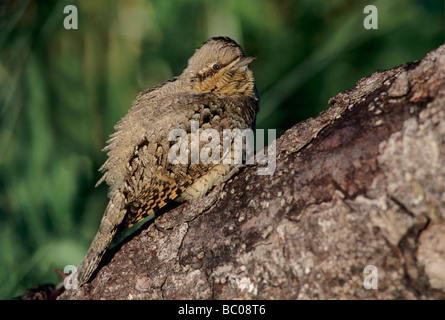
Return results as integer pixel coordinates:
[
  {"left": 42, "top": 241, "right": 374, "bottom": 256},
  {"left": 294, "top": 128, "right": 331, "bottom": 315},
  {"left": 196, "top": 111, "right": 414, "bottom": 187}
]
[{"left": 0, "top": 0, "right": 442, "bottom": 298}]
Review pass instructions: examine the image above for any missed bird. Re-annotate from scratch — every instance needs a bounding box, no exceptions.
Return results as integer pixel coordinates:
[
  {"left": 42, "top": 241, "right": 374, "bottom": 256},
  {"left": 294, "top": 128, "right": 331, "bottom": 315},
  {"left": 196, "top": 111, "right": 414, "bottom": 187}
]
[{"left": 75, "top": 36, "right": 258, "bottom": 286}]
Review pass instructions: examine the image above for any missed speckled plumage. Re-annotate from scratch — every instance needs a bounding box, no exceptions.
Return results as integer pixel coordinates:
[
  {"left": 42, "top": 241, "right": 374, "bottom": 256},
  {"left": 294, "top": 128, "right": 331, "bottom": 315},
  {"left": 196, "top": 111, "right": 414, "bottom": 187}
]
[{"left": 76, "top": 37, "right": 258, "bottom": 286}]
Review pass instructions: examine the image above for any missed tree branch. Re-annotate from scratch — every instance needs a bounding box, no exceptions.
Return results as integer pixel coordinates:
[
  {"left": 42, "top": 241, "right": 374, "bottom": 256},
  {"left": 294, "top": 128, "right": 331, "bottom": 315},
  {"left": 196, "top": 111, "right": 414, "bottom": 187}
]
[{"left": 59, "top": 44, "right": 445, "bottom": 300}]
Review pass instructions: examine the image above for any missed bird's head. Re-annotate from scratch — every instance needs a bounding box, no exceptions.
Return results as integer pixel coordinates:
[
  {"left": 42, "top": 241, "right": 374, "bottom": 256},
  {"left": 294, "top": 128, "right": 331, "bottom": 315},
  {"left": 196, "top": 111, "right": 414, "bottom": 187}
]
[{"left": 183, "top": 37, "right": 256, "bottom": 98}]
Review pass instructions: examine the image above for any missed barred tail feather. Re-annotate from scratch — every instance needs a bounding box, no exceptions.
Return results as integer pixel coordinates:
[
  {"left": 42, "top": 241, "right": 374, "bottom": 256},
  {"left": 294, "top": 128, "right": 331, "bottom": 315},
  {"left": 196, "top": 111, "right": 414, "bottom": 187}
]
[{"left": 77, "top": 192, "right": 126, "bottom": 286}]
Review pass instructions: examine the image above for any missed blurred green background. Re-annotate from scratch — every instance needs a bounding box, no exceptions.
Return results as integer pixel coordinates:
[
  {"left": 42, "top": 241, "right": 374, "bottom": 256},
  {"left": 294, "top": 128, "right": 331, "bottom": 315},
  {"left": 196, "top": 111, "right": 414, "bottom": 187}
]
[{"left": 0, "top": 0, "right": 443, "bottom": 298}]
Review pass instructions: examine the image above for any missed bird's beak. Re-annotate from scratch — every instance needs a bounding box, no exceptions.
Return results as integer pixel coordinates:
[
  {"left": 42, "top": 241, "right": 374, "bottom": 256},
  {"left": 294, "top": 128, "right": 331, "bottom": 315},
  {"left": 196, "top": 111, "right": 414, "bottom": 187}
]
[{"left": 233, "top": 56, "right": 256, "bottom": 69}]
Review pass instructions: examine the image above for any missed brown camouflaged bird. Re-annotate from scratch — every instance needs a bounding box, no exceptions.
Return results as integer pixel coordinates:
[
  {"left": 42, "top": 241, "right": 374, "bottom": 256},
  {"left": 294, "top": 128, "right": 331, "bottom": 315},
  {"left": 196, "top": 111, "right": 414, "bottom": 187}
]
[{"left": 76, "top": 36, "right": 258, "bottom": 286}]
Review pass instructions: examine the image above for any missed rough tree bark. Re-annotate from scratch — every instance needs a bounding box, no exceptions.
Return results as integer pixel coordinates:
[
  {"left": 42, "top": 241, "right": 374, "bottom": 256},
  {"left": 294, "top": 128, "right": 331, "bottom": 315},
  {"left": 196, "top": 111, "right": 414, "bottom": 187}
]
[{"left": 60, "top": 44, "right": 445, "bottom": 300}]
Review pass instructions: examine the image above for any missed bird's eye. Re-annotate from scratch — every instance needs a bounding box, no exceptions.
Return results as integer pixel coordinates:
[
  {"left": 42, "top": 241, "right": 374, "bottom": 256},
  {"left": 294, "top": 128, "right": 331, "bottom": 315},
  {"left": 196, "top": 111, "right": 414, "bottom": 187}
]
[{"left": 212, "top": 64, "right": 221, "bottom": 71}]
